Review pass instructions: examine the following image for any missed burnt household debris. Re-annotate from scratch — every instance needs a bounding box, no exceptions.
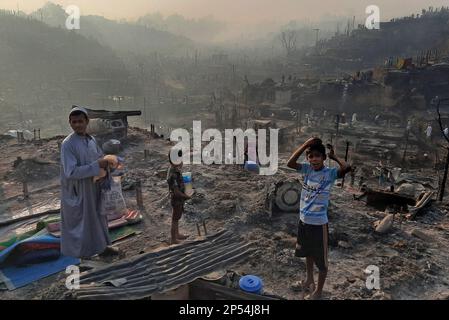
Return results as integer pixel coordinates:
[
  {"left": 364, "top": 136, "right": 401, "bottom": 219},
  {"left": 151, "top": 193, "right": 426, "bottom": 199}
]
[{"left": 1, "top": 5, "right": 449, "bottom": 301}]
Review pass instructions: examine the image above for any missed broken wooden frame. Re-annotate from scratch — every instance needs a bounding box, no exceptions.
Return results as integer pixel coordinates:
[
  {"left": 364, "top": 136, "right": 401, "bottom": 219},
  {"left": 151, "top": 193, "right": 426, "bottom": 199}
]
[{"left": 355, "top": 187, "right": 434, "bottom": 219}]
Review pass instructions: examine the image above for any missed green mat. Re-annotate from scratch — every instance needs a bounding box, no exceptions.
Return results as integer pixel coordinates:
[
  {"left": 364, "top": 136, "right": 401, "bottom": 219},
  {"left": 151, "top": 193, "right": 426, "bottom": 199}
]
[
  {"left": 0, "top": 219, "right": 50, "bottom": 252},
  {"left": 110, "top": 226, "right": 138, "bottom": 243}
]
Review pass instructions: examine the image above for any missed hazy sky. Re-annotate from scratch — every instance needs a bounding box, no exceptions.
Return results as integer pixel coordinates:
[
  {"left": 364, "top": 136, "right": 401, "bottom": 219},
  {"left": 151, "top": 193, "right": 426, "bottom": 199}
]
[{"left": 1, "top": 0, "right": 448, "bottom": 24}]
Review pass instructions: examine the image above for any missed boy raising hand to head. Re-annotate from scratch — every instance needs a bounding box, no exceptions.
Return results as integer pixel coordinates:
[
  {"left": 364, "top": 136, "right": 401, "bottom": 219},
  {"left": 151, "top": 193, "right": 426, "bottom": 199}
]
[{"left": 287, "top": 137, "right": 351, "bottom": 299}]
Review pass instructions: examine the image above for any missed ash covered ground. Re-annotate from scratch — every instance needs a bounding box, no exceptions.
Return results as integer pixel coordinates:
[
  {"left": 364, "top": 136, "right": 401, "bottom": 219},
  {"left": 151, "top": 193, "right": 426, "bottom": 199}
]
[{"left": 1, "top": 123, "right": 449, "bottom": 300}]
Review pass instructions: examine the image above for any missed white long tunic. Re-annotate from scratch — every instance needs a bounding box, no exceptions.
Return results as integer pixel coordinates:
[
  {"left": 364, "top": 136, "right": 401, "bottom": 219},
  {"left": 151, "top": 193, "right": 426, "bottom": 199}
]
[{"left": 60, "top": 133, "right": 110, "bottom": 258}]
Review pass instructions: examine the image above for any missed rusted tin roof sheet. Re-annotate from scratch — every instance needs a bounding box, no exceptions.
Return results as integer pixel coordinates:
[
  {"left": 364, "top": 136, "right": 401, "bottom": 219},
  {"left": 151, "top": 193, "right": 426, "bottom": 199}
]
[{"left": 66, "top": 230, "right": 254, "bottom": 300}]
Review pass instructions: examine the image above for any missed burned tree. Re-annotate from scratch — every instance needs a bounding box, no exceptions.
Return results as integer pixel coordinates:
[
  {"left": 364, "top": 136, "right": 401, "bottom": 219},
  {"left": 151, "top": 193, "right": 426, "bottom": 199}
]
[{"left": 279, "top": 30, "right": 297, "bottom": 57}]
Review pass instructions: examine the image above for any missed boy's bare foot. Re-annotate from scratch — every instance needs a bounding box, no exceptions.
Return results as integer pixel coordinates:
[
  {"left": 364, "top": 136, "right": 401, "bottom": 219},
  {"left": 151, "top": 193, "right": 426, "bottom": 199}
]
[
  {"left": 171, "top": 239, "right": 180, "bottom": 245},
  {"left": 306, "top": 290, "right": 323, "bottom": 300},
  {"left": 291, "top": 280, "right": 315, "bottom": 293},
  {"left": 302, "top": 280, "right": 316, "bottom": 293},
  {"left": 177, "top": 234, "right": 189, "bottom": 240}
]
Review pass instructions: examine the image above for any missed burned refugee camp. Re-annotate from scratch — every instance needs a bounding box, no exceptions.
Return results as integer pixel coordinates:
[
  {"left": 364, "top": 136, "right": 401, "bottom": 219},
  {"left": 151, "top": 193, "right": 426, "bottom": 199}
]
[{"left": 2, "top": 0, "right": 449, "bottom": 303}]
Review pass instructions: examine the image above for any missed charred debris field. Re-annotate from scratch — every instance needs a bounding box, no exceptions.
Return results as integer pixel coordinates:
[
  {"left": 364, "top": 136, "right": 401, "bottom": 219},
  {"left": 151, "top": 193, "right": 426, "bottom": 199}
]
[{"left": 1, "top": 121, "right": 449, "bottom": 300}]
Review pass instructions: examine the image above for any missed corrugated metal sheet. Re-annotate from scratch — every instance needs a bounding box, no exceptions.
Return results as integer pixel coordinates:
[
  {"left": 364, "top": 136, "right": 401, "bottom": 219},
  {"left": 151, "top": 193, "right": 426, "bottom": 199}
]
[{"left": 66, "top": 230, "right": 254, "bottom": 300}]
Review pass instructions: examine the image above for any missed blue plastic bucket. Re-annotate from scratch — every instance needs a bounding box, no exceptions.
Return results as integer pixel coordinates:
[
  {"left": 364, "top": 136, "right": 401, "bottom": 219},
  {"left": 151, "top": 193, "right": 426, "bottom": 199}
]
[
  {"left": 239, "top": 275, "right": 263, "bottom": 295},
  {"left": 244, "top": 161, "right": 259, "bottom": 173},
  {"left": 182, "top": 172, "right": 192, "bottom": 183}
]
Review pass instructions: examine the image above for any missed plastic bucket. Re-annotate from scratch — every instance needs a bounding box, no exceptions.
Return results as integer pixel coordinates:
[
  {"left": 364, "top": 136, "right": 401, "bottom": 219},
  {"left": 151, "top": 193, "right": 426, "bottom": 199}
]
[
  {"left": 182, "top": 172, "right": 193, "bottom": 197},
  {"left": 239, "top": 275, "right": 263, "bottom": 295},
  {"left": 182, "top": 172, "right": 192, "bottom": 183},
  {"left": 244, "top": 161, "right": 259, "bottom": 173}
]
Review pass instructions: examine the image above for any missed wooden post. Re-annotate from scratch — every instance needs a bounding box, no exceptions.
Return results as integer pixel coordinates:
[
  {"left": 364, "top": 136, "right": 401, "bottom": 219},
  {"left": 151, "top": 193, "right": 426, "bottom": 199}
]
[
  {"left": 38, "top": 129, "right": 41, "bottom": 140},
  {"left": 136, "top": 180, "right": 144, "bottom": 209},
  {"left": 344, "top": 141, "right": 350, "bottom": 161},
  {"left": 341, "top": 141, "right": 350, "bottom": 188},
  {"left": 438, "top": 147, "right": 449, "bottom": 201},
  {"left": 402, "top": 129, "right": 409, "bottom": 165},
  {"left": 202, "top": 220, "right": 208, "bottom": 235},
  {"left": 435, "top": 148, "right": 439, "bottom": 171},
  {"left": 335, "top": 115, "right": 340, "bottom": 136},
  {"left": 19, "top": 131, "right": 25, "bottom": 143},
  {"left": 22, "top": 181, "right": 29, "bottom": 199},
  {"left": 144, "top": 97, "right": 147, "bottom": 128}
]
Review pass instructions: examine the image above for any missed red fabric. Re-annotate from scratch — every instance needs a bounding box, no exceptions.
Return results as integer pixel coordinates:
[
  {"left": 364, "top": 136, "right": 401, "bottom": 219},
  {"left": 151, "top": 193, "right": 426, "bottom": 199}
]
[{"left": 17, "top": 243, "right": 60, "bottom": 255}]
